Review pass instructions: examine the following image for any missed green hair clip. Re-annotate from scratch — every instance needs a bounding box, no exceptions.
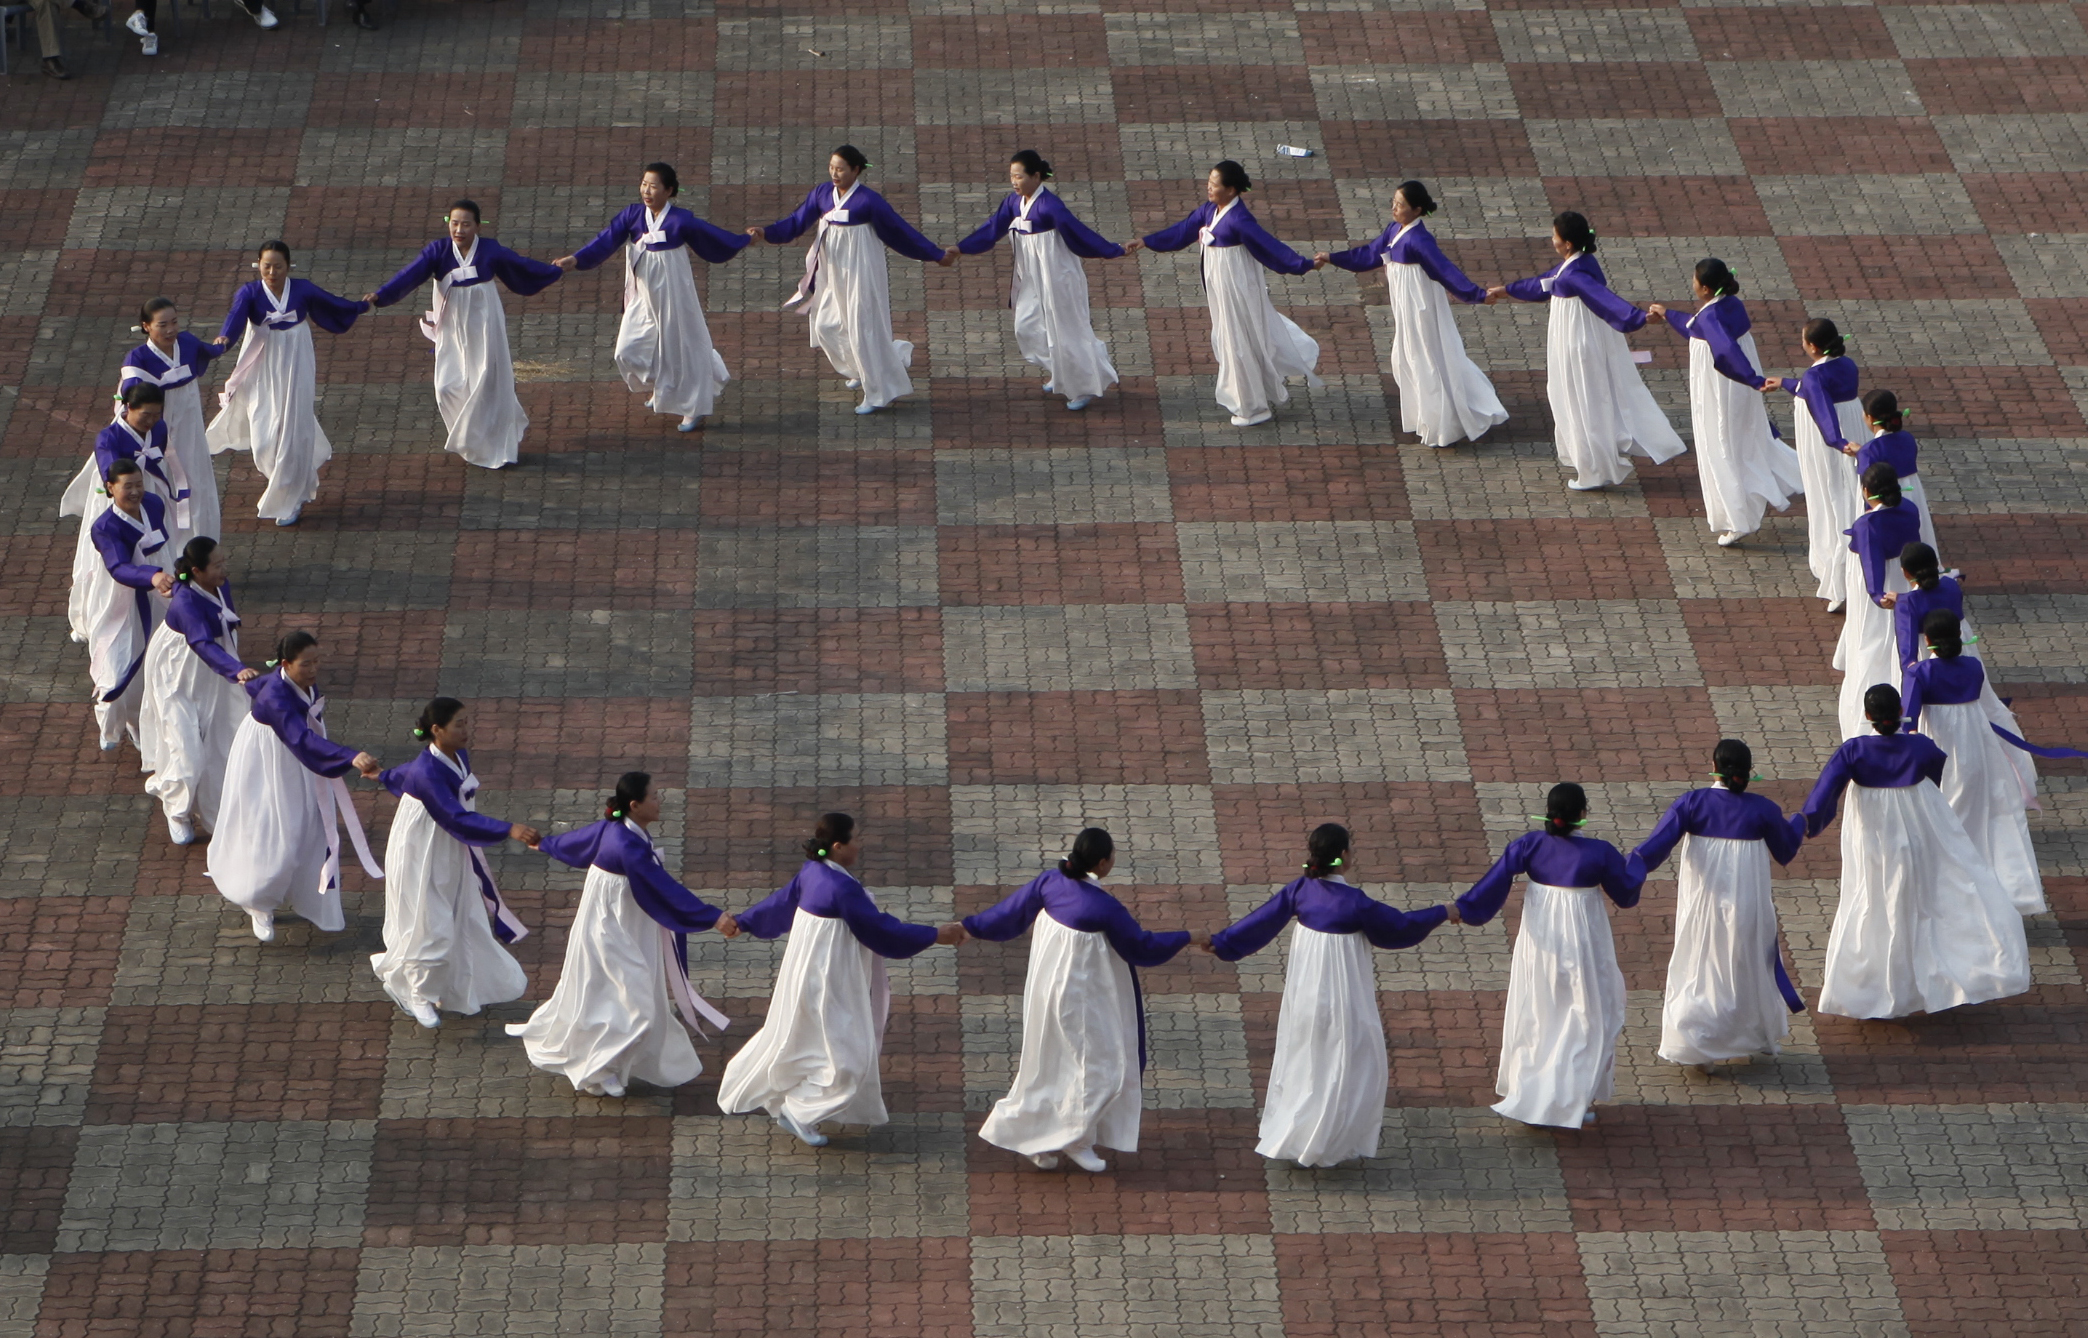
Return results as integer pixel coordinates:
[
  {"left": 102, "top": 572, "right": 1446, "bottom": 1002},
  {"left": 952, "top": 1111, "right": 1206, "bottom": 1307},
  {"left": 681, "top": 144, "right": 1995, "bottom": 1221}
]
[
  {"left": 1527, "top": 816, "right": 1587, "bottom": 827},
  {"left": 265, "top": 659, "right": 279, "bottom": 668},
  {"left": 413, "top": 727, "right": 427, "bottom": 739},
  {"left": 816, "top": 846, "right": 830, "bottom": 858}
]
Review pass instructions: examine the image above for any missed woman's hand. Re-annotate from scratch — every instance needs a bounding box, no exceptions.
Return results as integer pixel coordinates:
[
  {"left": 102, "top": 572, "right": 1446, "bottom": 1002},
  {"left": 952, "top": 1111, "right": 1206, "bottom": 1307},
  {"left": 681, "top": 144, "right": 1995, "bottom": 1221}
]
[
  {"left": 553, "top": 256, "right": 579, "bottom": 270},
  {"left": 234, "top": 667, "right": 260, "bottom": 683},
  {"left": 211, "top": 334, "right": 230, "bottom": 347},
  {"left": 936, "top": 247, "right": 959, "bottom": 267},
  {"left": 1309, "top": 255, "right": 1328, "bottom": 271},
  {"left": 1878, "top": 591, "right": 1898, "bottom": 609},
  {"left": 360, "top": 292, "right": 380, "bottom": 306},
  {"left": 715, "top": 912, "right": 740, "bottom": 939},
  {"left": 1444, "top": 902, "right": 1463, "bottom": 925},
  {"left": 149, "top": 570, "right": 175, "bottom": 596},
  {"left": 742, "top": 228, "right": 764, "bottom": 244},
  {"left": 1191, "top": 931, "right": 1216, "bottom": 954},
  {"left": 510, "top": 822, "right": 542, "bottom": 847},
  {"left": 352, "top": 752, "right": 382, "bottom": 780},
  {"left": 1760, "top": 377, "right": 1781, "bottom": 392},
  {"left": 1121, "top": 238, "right": 1144, "bottom": 254},
  {"left": 935, "top": 921, "right": 968, "bottom": 946},
  {"left": 1483, "top": 285, "right": 1507, "bottom": 304},
  {"left": 1645, "top": 302, "right": 1667, "bottom": 320}
]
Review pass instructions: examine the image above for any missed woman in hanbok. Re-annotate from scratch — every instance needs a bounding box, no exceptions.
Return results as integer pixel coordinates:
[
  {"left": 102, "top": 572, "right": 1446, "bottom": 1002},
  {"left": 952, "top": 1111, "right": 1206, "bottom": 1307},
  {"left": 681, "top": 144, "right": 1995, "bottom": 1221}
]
[
  {"left": 559, "top": 164, "right": 749, "bottom": 433},
  {"left": 718, "top": 812, "right": 965, "bottom": 1147},
  {"left": 1317, "top": 179, "right": 1505, "bottom": 447},
  {"left": 1855, "top": 390, "right": 1938, "bottom": 552},
  {"left": 1127, "top": 160, "right": 1326, "bottom": 427},
  {"left": 81, "top": 458, "right": 173, "bottom": 753},
  {"left": 963, "top": 828, "right": 1200, "bottom": 1173},
  {"left": 206, "top": 631, "right": 384, "bottom": 942},
  {"left": 1457, "top": 783, "right": 1646, "bottom": 1128},
  {"left": 1904, "top": 611, "right": 2070, "bottom": 916},
  {"left": 65, "top": 384, "right": 184, "bottom": 647},
  {"left": 957, "top": 149, "right": 1125, "bottom": 411},
  {"left": 206, "top": 241, "right": 369, "bottom": 526},
  {"left": 119, "top": 297, "right": 225, "bottom": 539},
  {"left": 1208, "top": 823, "right": 1452, "bottom": 1167},
  {"left": 1835, "top": 463, "right": 1925, "bottom": 740},
  {"left": 509, "top": 771, "right": 741, "bottom": 1097},
  {"left": 137, "top": 537, "right": 257, "bottom": 844},
  {"left": 750, "top": 146, "right": 956, "bottom": 415},
  {"left": 1796, "top": 682, "right": 2030, "bottom": 1018},
  {"left": 1487, "top": 211, "right": 1685, "bottom": 490},
  {"left": 1629, "top": 740, "right": 1806, "bottom": 1073},
  {"left": 371, "top": 697, "right": 541, "bottom": 1028},
  {"left": 1644, "top": 259, "right": 1802, "bottom": 545},
  {"left": 366, "top": 200, "right": 563, "bottom": 467},
  {"left": 1764, "top": 319, "right": 1863, "bottom": 610},
  {"left": 1886, "top": 542, "right": 2033, "bottom": 770}
]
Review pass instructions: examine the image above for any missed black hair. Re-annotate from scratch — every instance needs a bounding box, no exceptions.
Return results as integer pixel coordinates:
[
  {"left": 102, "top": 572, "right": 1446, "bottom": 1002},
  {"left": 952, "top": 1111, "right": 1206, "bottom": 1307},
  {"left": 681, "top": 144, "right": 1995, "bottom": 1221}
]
[
  {"left": 1553, "top": 210, "right": 1596, "bottom": 254},
  {"left": 1899, "top": 540, "right": 1941, "bottom": 592},
  {"left": 1863, "top": 388, "right": 1904, "bottom": 434},
  {"left": 413, "top": 696, "right": 465, "bottom": 742},
  {"left": 1304, "top": 822, "right": 1350, "bottom": 877},
  {"left": 447, "top": 198, "right": 481, "bottom": 223},
  {"left": 1712, "top": 738, "right": 1753, "bottom": 792},
  {"left": 804, "top": 811, "right": 856, "bottom": 861},
  {"left": 139, "top": 296, "right": 177, "bottom": 330},
  {"left": 1921, "top": 608, "right": 1965, "bottom": 660},
  {"left": 1864, "top": 683, "right": 1903, "bottom": 734},
  {"left": 1803, "top": 317, "right": 1846, "bottom": 359},
  {"left": 606, "top": 770, "right": 651, "bottom": 820},
  {"left": 1009, "top": 148, "right": 1053, "bottom": 180},
  {"left": 173, "top": 535, "right": 217, "bottom": 585},
  {"left": 1543, "top": 782, "right": 1588, "bottom": 836},
  {"left": 272, "top": 629, "right": 318, "bottom": 668},
  {"left": 1060, "top": 827, "right": 1115, "bottom": 878},
  {"left": 104, "top": 456, "right": 143, "bottom": 485},
  {"left": 1395, "top": 179, "right": 1437, "bottom": 216},
  {"left": 641, "top": 162, "right": 680, "bottom": 195},
  {"left": 1695, "top": 257, "right": 1739, "bottom": 298},
  {"left": 1862, "top": 461, "right": 1902, "bottom": 507},
  {"left": 1212, "top": 160, "right": 1252, "bottom": 193},
  {"left": 121, "top": 382, "right": 164, "bottom": 411},
  {"left": 830, "top": 145, "right": 869, "bottom": 173},
  {"left": 257, "top": 239, "right": 291, "bottom": 265}
]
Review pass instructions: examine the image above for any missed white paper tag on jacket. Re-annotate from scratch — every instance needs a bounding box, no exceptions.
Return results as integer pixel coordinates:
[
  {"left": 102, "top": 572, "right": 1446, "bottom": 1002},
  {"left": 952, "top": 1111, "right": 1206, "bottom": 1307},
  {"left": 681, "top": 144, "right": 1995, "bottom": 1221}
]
[{"left": 1630, "top": 349, "right": 1653, "bottom": 364}]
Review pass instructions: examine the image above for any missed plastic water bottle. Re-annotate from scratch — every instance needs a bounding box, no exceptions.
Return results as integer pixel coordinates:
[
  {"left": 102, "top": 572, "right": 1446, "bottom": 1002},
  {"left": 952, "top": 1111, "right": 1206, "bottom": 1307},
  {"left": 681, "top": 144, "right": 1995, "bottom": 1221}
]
[{"left": 1275, "top": 145, "right": 1314, "bottom": 158}]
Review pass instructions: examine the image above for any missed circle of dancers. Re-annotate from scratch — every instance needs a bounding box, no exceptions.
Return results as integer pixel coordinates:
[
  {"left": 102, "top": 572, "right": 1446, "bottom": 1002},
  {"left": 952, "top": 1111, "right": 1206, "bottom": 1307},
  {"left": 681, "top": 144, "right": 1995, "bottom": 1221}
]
[{"left": 58, "top": 150, "right": 2087, "bottom": 1169}]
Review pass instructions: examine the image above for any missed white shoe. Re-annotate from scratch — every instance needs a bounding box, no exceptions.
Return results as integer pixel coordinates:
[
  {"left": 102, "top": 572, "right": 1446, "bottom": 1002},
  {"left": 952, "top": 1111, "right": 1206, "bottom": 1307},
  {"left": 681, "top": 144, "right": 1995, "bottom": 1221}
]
[
  {"left": 1041, "top": 382, "right": 1055, "bottom": 394},
  {"left": 677, "top": 414, "right": 703, "bottom": 432},
  {"left": 843, "top": 379, "right": 860, "bottom": 390},
  {"left": 776, "top": 1111, "right": 827, "bottom": 1147},
  {"left": 407, "top": 998, "right": 439, "bottom": 1029},
  {"left": 140, "top": 31, "right": 157, "bottom": 53},
  {"left": 1066, "top": 396, "right": 1095, "bottom": 411},
  {"left": 1027, "top": 1152, "right": 1060, "bottom": 1170},
  {"left": 1715, "top": 531, "right": 1742, "bottom": 547},
  {"left": 125, "top": 8, "right": 147, "bottom": 32},
  {"left": 1064, "top": 1145, "right": 1108, "bottom": 1173},
  {"left": 599, "top": 1079, "right": 625, "bottom": 1098},
  {"left": 250, "top": 4, "right": 278, "bottom": 26},
  {"left": 1228, "top": 412, "right": 1272, "bottom": 428},
  {"left": 99, "top": 738, "right": 120, "bottom": 753},
  {"left": 1581, "top": 1110, "right": 1598, "bottom": 1126},
  {"left": 249, "top": 910, "right": 275, "bottom": 943},
  {"left": 168, "top": 815, "right": 194, "bottom": 845},
  {"left": 1826, "top": 599, "right": 1846, "bottom": 614},
  {"left": 1566, "top": 478, "right": 1604, "bottom": 491},
  {"left": 854, "top": 402, "right": 878, "bottom": 415}
]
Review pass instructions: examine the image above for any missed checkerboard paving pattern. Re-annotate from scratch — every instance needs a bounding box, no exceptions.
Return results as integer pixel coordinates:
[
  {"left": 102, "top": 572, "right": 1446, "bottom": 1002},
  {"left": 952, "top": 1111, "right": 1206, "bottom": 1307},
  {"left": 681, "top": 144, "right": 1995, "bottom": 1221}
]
[{"left": 7, "top": 0, "right": 2088, "bottom": 1333}]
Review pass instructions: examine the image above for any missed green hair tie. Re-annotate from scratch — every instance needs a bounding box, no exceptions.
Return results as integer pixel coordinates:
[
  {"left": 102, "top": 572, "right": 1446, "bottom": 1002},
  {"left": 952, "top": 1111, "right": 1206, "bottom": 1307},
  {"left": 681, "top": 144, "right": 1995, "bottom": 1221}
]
[
  {"left": 816, "top": 847, "right": 829, "bottom": 858},
  {"left": 413, "top": 727, "right": 427, "bottom": 739},
  {"left": 1710, "top": 772, "right": 1765, "bottom": 781},
  {"left": 1528, "top": 816, "right": 1587, "bottom": 827},
  {"left": 265, "top": 659, "right": 279, "bottom": 668}
]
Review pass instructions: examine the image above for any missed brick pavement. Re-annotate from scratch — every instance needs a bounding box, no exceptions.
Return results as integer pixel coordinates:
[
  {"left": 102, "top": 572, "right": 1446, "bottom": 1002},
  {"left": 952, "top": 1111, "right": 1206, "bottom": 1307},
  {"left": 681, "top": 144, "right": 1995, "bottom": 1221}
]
[{"left": 6, "top": 1, "right": 2088, "bottom": 1334}]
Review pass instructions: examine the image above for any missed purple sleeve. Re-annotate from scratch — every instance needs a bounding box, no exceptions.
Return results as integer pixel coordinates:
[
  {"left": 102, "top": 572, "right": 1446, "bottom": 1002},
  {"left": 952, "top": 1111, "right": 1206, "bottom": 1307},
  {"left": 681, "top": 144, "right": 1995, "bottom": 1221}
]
[
  {"left": 536, "top": 823, "right": 607, "bottom": 869},
  {"left": 1797, "top": 745, "right": 1857, "bottom": 838},
  {"left": 830, "top": 878, "right": 940, "bottom": 958},
  {"left": 1795, "top": 373, "right": 1848, "bottom": 447},
  {"left": 1894, "top": 601, "right": 1923, "bottom": 672},
  {"left": 1141, "top": 205, "right": 1209, "bottom": 254},
  {"left": 864, "top": 193, "right": 946, "bottom": 263},
  {"left": 1558, "top": 268, "right": 1647, "bottom": 333},
  {"left": 672, "top": 211, "right": 754, "bottom": 265},
  {"left": 185, "top": 628, "right": 245, "bottom": 681},
  {"left": 1695, "top": 305, "right": 1764, "bottom": 386},
  {"left": 299, "top": 282, "right": 370, "bottom": 336},
  {"left": 961, "top": 875, "right": 1047, "bottom": 941},
  {"left": 1503, "top": 272, "right": 1552, "bottom": 303},
  {"left": 1662, "top": 308, "right": 1692, "bottom": 339},
  {"left": 487, "top": 240, "right": 567, "bottom": 295},
  {"left": 1403, "top": 229, "right": 1487, "bottom": 304},
  {"left": 572, "top": 207, "right": 638, "bottom": 271},
  {"left": 625, "top": 849, "right": 724, "bottom": 934},
  {"left": 1042, "top": 196, "right": 1125, "bottom": 260},
  {"left": 1232, "top": 211, "right": 1314, "bottom": 276},
  {"left": 371, "top": 242, "right": 443, "bottom": 309},
  {"left": 1631, "top": 796, "right": 1691, "bottom": 874},
  {"left": 1851, "top": 517, "right": 1892, "bottom": 603},
  {"left": 1095, "top": 897, "right": 1191, "bottom": 967},
  {"left": 734, "top": 876, "right": 803, "bottom": 940},
  {"left": 1901, "top": 665, "right": 1928, "bottom": 731},
  {"left": 1209, "top": 885, "right": 1297, "bottom": 962},
  {"left": 380, "top": 761, "right": 513, "bottom": 847},
  {"left": 1327, "top": 221, "right": 1395, "bottom": 273},
  {"left": 1761, "top": 804, "right": 1803, "bottom": 865},
  {"left": 1455, "top": 835, "right": 1531, "bottom": 925},
  {"left": 1599, "top": 846, "right": 1648, "bottom": 909},
  {"left": 92, "top": 522, "right": 159, "bottom": 590},
  {"left": 1917, "top": 739, "right": 1946, "bottom": 786},
  {"left": 192, "top": 333, "right": 228, "bottom": 369},
  {"left": 763, "top": 189, "right": 826, "bottom": 245},
  {"left": 254, "top": 687, "right": 361, "bottom": 778},
  {"left": 1355, "top": 899, "right": 1449, "bottom": 951},
  {"left": 958, "top": 195, "right": 1019, "bottom": 256},
  {"left": 217, "top": 285, "right": 259, "bottom": 341}
]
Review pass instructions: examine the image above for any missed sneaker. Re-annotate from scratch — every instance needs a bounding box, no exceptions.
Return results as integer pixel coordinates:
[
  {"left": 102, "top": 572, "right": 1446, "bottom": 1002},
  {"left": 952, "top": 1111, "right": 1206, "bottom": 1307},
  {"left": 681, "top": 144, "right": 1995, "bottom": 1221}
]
[
  {"left": 125, "top": 8, "right": 149, "bottom": 33},
  {"left": 168, "top": 815, "right": 194, "bottom": 845},
  {"left": 1064, "top": 1145, "right": 1108, "bottom": 1173},
  {"left": 1027, "top": 1152, "right": 1060, "bottom": 1170},
  {"left": 1228, "top": 411, "right": 1272, "bottom": 428},
  {"left": 406, "top": 997, "right": 439, "bottom": 1029},
  {"left": 1825, "top": 599, "right": 1846, "bottom": 614},
  {"left": 1565, "top": 478, "right": 1605, "bottom": 491},
  {"left": 249, "top": 910, "right": 275, "bottom": 943},
  {"left": 776, "top": 1110, "right": 827, "bottom": 1147},
  {"left": 140, "top": 31, "right": 158, "bottom": 53},
  {"left": 1715, "top": 531, "right": 1742, "bottom": 547}
]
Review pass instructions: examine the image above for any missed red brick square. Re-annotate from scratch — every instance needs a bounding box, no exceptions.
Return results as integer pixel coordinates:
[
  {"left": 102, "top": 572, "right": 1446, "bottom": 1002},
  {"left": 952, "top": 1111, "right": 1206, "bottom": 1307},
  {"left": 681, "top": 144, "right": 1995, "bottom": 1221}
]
[
  {"left": 1456, "top": 687, "right": 1726, "bottom": 783},
  {"left": 305, "top": 72, "right": 518, "bottom": 127},
  {"left": 1418, "top": 518, "right": 1675, "bottom": 602},
  {"left": 1275, "top": 1231, "right": 1598, "bottom": 1337},
  {"left": 1509, "top": 62, "right": 1722, "bottom": 120},
  {"left": 939, "top": 523, "right": 1184, "bottom": 605},
  {"left": 518, "top": 19, "right": 715, "bottom": 72},
  {"left": 1781, "top": 235, "right": 2018, "bottom": 301},
  {"left": 682, "top": 786, "right": 953, "bottom": 888},
  {"left": 1167, "top": 445, "right": 1408, "bottom": 523},
  {"left": 1884, "top": 1229, "right": 2088, "bottom": 1337},
  {"left": 1848, "top": 367, "right": 2086, "bottom": 437},
  {"left": 1113, "top": 65, "right": 1320, "bottom": 123},
  {"left": 1300, "top": 10, "right": 1503, "bottom": 64},
  {"left": 451, "top": 529, "right": 699, "bottom": 610},
  {"left": 928, "top": 377, "right": 1167, "bottom": 449},
  {"left": 1214, "top": 782, "right": 1492, "bottom": 885},
  {"left": 239, "top": 611, "right": 442, "bottom": 701},
  {"left": 1906, "top": 57, "right": 2088, "bottom": 114},
  {"left": 505, "top": 128, "right": 716, "bottom": 188},
  {"left": 1814, "top": 986, "right": 2088, "bottom": 1104},
  {"left": 86, "top": 1002, "right": 393, "bottom": 1125},
  {"left": 1680, "top": 598, "right": 1842, "bottom": 686},
  {"left": 1964, "top": 172, "right": 2088, "bottom": 234},
  {"left": 691, "top": 608, "right": 945, "bottom": 696},
  {"left": 1688, "top": 5, "right": 1899, "bottom": 60},
  {"left": 666, "top": 1238, "right": 972, "bottom": 1338},
  {"left": 0, "top": 895, "right": 129, "bottom": 1008},
  {"left": 34, "top": 1247, "right": 362, "bottom": 1338},
  {"left": 1186, "top": 601, "right": 1451, "bottom": 691},
  {"left": 714, "top": 72, "right": 911, "bottom": 126},
  {"left": 0, "top": 1125, "right": 77, "bottom": 1255},
  {"left": 1543, "top": 176, "right": 1773, "bottom": 237},
  {"left": 699, "top": 450, "right": 937, "bottom": 527},
  {"left": 459, "top": 696, "right": 692, "bottom": 791},
  {"left": 1322, "top": 121, "right": 1539, "bottom": 179},
  {"left": 0, "top": 703, "right": 138, "bottom": 797},
  {"left": 1936, "top": 514, "right": 2088, "bottom": 592},
  {"left": 946, "top": 690, "right": 1211, "bottom": 785},
  {"left": 1731, "top": 116, "right": 1958, "bottom": 177},
  {"left": 967, "top": 1107, "right": 1272, "bottom": 1235},
  {"left": 914, "top": 14, "right": 1110, "bottom": 66}
]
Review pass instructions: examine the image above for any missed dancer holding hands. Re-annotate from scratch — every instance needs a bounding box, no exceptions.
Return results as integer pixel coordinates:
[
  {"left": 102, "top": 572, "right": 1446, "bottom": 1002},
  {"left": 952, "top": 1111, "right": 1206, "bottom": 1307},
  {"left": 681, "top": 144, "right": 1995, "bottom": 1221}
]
[
  {"left": 1765, "top": 319, "right": 1863, "bottom": 610},
  {"left": 137, "top": 537, "right": 257, "bottom": 845}
]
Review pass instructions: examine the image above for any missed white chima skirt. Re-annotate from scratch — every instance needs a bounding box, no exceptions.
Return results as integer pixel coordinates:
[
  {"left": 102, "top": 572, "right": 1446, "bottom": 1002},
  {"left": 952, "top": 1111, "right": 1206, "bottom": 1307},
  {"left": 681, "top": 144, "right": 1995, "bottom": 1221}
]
[
  {"left": 507, "top": 865, "right": 701, "bottom": 1094},
  {"left": 1009, "top": 226, "right": 1118, "bottom": 404},
  {"left": 1687, "top": 334, "right": 1802, "bottom": 538},
  {"left": 1201, "top": 241, "right": 1323, "bottom": 421},
  {"left": 1792, "top": 397, "right": 1865, "bottom": 605},
  {"left": 979, "top": 914, "right": 1143, "bottom": 1157},
  {"left": 1834, "top": 549, "right": 1913, "bottom": 740},
  {"left": 1658, "top": 835, "right": 1793, "bottom": 1065},
  {"left": 1384, "top": 260, "right": 1505, "bottom": 448},
  {"left": 428, "top": 278, "right": 530, "bottom": 467},
  {"left": 806, "top": 222, "right": 913, "bottom": 410},
  {"left": 1919, "top": 701, "right": 2046, "bottom": 915},
  {"left": 1257, "top": 925, "right": 1387, "bottom": 1166},
  {"left": 206, "top": 712, "right": 346, "bottom": 930},
  {"left": 717, "top": 907, "right": 894, "bottom": 1129},
  {"left": 618, "top": 242, "right": 730, "bottom": 421},
  {"left": 1493, "top": 881, "right": 1626, "bottom": 1128},
  {"left": 206, "top": 320, "right": 331, "bottom": 523},
  {"left": 369, "top": 796, "right": 528, "bottom": 1018},
  {"left": 1818, "top": 782, "right": 2030, "bottom": 1019},
  {"left": 1543, "top": 292, "right": 1685, "bottom": 488},
  {"left": 137, "top": 625, "right": 247, "bottom": 829}
]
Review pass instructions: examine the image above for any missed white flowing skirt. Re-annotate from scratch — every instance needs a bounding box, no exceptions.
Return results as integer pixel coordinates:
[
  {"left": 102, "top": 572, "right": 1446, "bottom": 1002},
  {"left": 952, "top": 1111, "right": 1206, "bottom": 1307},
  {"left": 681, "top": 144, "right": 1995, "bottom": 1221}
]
[
  {"left": 1493, "top": 881, "right": 1625, "bottom": 1128},
  {"left": 81, "top": 562, "right": 157, "bottom": 749},
  {"left": 206, "top": 321, "right": 331, "bottom": 522},
  {"left": 1202, "top": 242, "right": 1323, "bottom": 421},
  {"left": 1834, "top": 551, "right": 1913, "bottom": 739},
  {"left": 206, "top": 712, "right": 345, "bottom": 929},
  {"left": 1384, "top": 260, "right": 1505, "bottom": 447},
  {"left": 1659, "top": 835, "right": 1793, "bottom": 1065},
  {"left": 507, "top": 865, "right": 701, "bottom": 1093},
  {"left": 1689, "top": 336, "right": 1802, "bottom": 536},
  {"left": 717, "top": 908, "right": 892, "bottom": 1128},
  {"left": 62, "top": 460, "right": 185, "bottom": 645},
  {"left": 1256, "top": 926, "right": 1387, "bottom": 1166},
  {"left": 1920, "top": 700, "right": 2045, "bottom": 915},
  {"left": 979, "top": 915, "right": 1143, "bottom": 1157},
  {"left": 432, "top": 280, "right": 530, "bottom": 467},
  {"left": 137, "top": 626, "right": 246, "bottom": 829},
  {"left": 370, "top": 796, "right": 528, "bottom": 1017},
  {"left": 618, "top": 243, "right": 730, "bottom": 421},
  {"left": 1793, "top": 398, "right": 1865, "bottom": 604},
  {"left": 1544, "top": 296, "right": 1685, "bottom": 487},
  {"left": 1900, "top": 474, "right": 1941, "bottom": 553},
  {"left": 1818, "top": 782, "right": 2030, "bottom": 1019},
  {"left": 1010, "top": 229, "right": 1118, "bottom": 403},
  {"left": 808, "top": 223, "right": 912, "bottom": 409}
]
